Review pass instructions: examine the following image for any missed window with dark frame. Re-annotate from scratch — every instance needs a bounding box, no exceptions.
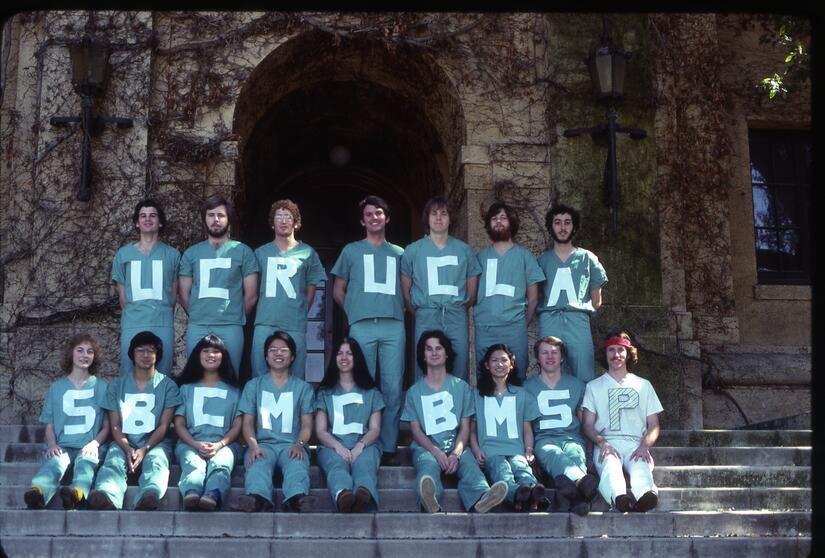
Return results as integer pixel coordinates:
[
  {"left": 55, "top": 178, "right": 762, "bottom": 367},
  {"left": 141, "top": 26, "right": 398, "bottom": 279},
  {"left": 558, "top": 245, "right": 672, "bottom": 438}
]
[{"left": 748, "top": 129, "right": 811, "bottom": 285}]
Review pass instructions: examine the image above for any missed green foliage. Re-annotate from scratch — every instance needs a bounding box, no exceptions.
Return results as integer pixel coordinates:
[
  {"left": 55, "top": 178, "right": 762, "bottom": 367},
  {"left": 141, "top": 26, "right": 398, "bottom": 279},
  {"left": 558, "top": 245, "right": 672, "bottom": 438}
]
[{"left": 757, "top": 15, "right": 810, "bottom": 99}]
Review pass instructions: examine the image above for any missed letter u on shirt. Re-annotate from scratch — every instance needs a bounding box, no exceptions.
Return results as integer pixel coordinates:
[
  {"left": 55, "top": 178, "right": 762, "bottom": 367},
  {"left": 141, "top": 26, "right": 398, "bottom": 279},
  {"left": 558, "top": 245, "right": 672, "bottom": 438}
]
[{"left": 363, "top": 255, "right": 396, "bottom": 295}]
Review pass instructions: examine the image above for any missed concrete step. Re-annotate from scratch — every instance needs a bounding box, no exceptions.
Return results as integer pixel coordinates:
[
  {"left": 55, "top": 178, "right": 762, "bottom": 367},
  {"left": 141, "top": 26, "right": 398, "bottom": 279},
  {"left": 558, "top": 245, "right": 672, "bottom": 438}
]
[
  {"left": 1, "top": 461, "right": 810, "bottom": 489},
  {"left": 0, "top": 485, "right": 811, "bottom": 512},
  {"left": 2, "top": 442, "right": 812, "bottom": 466},
  {"left": 0, "top": 426, "right": 812, "bottom": 447},
  {"left": 0, "top": 509, "right": 811, "bottom": 538},
  {"left": 0, "top": 535, "right": 811, "bottom": 558}
]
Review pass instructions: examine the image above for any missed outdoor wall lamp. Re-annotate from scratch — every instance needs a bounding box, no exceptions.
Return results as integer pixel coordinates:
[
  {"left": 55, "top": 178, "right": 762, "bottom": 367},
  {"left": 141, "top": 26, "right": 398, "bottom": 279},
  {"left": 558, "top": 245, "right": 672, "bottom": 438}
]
[
  {"left": 50, "top": 35, "right": 133, "bottom": 201},
  {"left": 563, "top": 16, "right": 646, "bottom": 231}
]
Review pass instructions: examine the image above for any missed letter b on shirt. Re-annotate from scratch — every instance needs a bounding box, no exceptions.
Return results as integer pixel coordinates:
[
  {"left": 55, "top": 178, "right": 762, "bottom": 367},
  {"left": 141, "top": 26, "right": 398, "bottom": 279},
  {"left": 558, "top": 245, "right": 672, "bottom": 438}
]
[
  {"left": 421, "top": 392, "right": 457, "bottom": 435},
  {"left": 121, "top": 394, "right": 157, "bottom": 435}
]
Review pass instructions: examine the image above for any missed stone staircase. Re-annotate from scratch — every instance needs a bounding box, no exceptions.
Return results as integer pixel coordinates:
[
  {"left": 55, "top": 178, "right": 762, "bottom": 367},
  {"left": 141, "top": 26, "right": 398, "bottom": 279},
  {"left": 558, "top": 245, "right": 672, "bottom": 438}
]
[{"left": 0, "top": 426, "right": 811, "bottom": 557}]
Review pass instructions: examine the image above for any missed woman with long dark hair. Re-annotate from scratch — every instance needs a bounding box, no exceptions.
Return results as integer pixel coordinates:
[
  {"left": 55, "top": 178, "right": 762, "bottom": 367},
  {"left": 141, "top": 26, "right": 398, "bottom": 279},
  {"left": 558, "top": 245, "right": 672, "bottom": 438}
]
[
  {"left": 315, "top": 337, "right": 385, "bottom": 512},
  {"left": 470, "top": 343, "right": 545, "bottom": 512},
  {"left": 173, "top": 335, "right": 242, "bottom": 511}
]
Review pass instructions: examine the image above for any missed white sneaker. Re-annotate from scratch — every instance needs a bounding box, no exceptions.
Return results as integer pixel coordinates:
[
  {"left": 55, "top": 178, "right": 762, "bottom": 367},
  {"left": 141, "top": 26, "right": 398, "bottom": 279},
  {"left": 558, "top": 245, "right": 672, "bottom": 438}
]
[
  {"left": 419, "top": 475, "right": 441, "bottom": 513},
  {"left": 474, "top": 480, "right": 507, "bottom": 513}
]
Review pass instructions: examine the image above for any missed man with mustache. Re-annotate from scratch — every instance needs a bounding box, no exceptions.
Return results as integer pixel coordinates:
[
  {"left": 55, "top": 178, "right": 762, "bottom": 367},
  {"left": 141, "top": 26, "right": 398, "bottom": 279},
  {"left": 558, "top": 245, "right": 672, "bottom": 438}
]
[
  {"left": 537, "top": 204, "right": 607, "bottom": 381},
  {"left": 179, "top": 194, "right": 259, "bottom": 376}
]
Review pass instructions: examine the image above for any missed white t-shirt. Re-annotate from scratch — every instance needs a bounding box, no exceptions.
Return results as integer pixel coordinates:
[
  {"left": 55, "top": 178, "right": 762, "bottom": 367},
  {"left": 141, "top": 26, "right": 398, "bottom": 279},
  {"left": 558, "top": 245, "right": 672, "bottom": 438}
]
[{"left": 582, "top": 372, "right": 663, "bottom": 444}]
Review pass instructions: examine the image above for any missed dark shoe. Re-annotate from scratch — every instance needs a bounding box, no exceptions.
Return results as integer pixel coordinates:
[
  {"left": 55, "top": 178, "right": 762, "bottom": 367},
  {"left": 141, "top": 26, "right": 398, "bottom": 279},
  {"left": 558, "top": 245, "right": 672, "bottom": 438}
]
[
  {"left": 381, "top": 453, "right": 400, "bottom": 466},
  {"left": 135, "top": 491, "right": 160, "bottom": 511},
  {"left": 59, "top": 486, "right": 83, "bottom": 510},
  {"left": 352, "top": 486, "right": 372, "bottom": 513},
  {"left": 614, "top": 493, "right": 635, "bottom": 513},
  {"left": 182, "top": 490, "right": 201, "bottom": 511},
  {"left": 570, "top": 498, "right": 590, "bottom": 516},
  {"left": 634, "top": 491, "right": 658, "bottom": 512},
  {"left": 199, "top": 489, "right": 221, "bottom": 511},
  {"left": 336, "top": 489, "right": 355, "bottom": 513},
  {"left": 553, "top": 474, "right": 579, "bottom": 500},
  {"left": 419, "top": 475, "right": 440, "bottom": 513},
  {"left": 283, "top": 494, "right": 317, "bottom": 513},
  {"left": 576, "top": 473, "right": 599, "bottom": 501},
  {"left": 513, "top": 484, "right": 531, "bottom": 512},
  {"left": 474, "top": 480, "right": 508, "bottom": 513},
  {"left": 24, "top": 486, "right": 45, "bottom": 510},
  {"left": 87, "top": 490, "right": 116, "bottom": 511},
  {"left": 233, "top": 493, "right": 265, "bottom": 513},
  {"left": 528, "top": 483, "right": 546, "bottom": 512}
]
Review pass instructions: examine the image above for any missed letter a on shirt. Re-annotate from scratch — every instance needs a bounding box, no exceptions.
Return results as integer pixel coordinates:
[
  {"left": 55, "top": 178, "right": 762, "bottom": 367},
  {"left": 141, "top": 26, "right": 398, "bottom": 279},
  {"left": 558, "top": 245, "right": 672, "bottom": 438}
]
[
  {"left": 484, "top": 260, "right": 515, "bottom": 297},
  {"left": 546, "top": 267, "right": 578, "bottom": 307},
  {"left": 131, "top": 260, "right": 164, "bottom": 301}
]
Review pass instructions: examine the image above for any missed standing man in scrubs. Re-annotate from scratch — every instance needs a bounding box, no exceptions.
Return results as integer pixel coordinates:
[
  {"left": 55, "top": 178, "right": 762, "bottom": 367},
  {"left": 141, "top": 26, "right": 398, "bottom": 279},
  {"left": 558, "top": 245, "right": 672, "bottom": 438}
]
[
  {"left": 331, "top": 195, "right": 405, "bottom": 463},
  {"left": 179, "top": 194, "right": 259, "bottom": 377},
  {"left": 252, "top": 199, "right": 326, "bottom": 379},
  {"left": 474, "top": 202, "right": 545, "bottom": 380},
  {"left": 401, "top": 195, "right": 481, "bottom": 381}
]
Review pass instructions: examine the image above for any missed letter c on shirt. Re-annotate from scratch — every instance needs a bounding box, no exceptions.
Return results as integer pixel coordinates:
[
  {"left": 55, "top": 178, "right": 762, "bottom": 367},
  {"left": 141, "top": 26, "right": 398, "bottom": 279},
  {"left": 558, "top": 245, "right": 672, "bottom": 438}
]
[
  {"left": 199, "top": 258, "right": 232, "bottom": 299},
  {"left": 193, "top": 386, "right": 227, "bottom": 428},
  {"left": 331, "top": 392, "right": 365, "bottom": 436}
]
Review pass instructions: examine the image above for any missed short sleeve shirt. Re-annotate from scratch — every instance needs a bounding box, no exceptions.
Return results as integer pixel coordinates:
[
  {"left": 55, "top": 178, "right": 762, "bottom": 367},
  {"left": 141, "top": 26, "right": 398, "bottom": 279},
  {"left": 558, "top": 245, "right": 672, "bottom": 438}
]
[
  {"left": 111, "top": 242, "right": 181, "bottom": 327},
  {"left": 401, "top": 375, "right": 474, "bottom": 453},
  {"left": 176, "top": 381, "right": 241, "bottom": 443},
  {"left": 473, "top": 385, "right": 538, "bottom": 457},
  {"left": 474, "top": 244, "right": 545, "bottom": 325},
  {"left": 238, "top": 375, "right": 314, "bottom": 445},
  {"left": 330, "top": 240, "right": 404, "bottom": 323},
  {"left": 315, "top": 384, "right": 386, "bottom": 449},
  {"left": 401, "top": 235, "right": 481, "bottom": 309},
  {"left": 537, "top": 248, "right": 608, "bottom": 315},
  {"left": 39, "top": 376, "right": 108, "bottom": 449},
  {"left": 582, "top": 372, "right": 664, "bottom": 444},
  {"left": 524, "top": 374, "right": 586, "bottom": 444},
  {"left": 254, "top": 241, "right": 326, "bottom": 329},
  {"left": 179, "top": 240, "right": 259, "bottom": 326},
  {"left": 103, "top": 372, "right": 182, "bottom": 449}
]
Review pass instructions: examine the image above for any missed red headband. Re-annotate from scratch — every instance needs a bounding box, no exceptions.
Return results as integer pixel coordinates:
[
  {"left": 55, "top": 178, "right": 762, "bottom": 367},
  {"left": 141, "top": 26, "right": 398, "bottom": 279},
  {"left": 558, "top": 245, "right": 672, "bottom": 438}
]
[{"left": 603, "top": 336, "right": 634, "bottom": 349}]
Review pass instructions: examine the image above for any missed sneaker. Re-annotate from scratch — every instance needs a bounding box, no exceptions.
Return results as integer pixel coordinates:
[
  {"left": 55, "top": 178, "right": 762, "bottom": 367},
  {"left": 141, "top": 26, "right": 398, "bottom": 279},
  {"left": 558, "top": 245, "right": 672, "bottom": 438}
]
[
  {"left": 24, "top": 486, "right": 45, "bottom": 510},
  {"left": 576, "top": 473, "right": 599, "bottom": 501},
  {"left": 634, "top": 491, "right": 658, "bottom": 512},
  {"left": 352, "top": 486, "right": 372, "bottom": 513},
  {"left": 419, "top": 475, "right": 440, "bottom": 513},
  {"left": 336, "top": 489, "right": 355, "bottom": 513},
  {"left": 513, "top": 484, "right": 531, "bottom": 512},
  {"left": 614, "top": 493, "right": 634, "bottom": 513},
  {"left": 135, "top": 491, "right": 160, "bottom": 511},
  {"left": 233, "top": 494, "right": 264, "bottom": 513},
  {"left": 474, "top": 480, "right": 507, "bottom": 513},
  {"left": 199, "top": 489, "right": 221, "bottom": 511},
  {"left": 59, "top": 486, "right": 84, "bottom": 510},
  {"left": 87, "top": 490, "right": 116, "bottom": 511},
  {"left": 283, "top": 494, "right": 317, "bottom": 513},
  {"left": 528, "top": 483, "right": 546, "bottom": 512},
  {"left": 553, "top": 474, "right": 579, "bottom": 500},
  {"left": 182, "top": 490, "right": 201, "bottom": 511}
]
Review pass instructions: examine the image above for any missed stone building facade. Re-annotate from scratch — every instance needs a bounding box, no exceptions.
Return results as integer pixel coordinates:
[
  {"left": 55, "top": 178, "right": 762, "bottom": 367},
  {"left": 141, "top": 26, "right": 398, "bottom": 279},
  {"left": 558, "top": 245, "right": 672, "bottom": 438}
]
[{"left": 0, "top": 12, "right": 811, "bottom": 428}]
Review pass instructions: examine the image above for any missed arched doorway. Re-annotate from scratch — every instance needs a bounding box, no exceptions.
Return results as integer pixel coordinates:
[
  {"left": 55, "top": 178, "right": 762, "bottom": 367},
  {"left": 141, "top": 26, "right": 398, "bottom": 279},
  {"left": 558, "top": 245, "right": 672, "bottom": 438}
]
[{"left": 232, "top": 31, "right": 465, "bottom": 382}]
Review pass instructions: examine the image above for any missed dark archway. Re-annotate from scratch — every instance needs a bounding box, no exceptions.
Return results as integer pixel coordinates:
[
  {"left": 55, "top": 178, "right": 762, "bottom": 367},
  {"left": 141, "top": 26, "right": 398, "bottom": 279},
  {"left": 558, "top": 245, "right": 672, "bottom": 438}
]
[{"left": 232, "top": 31, "right": 465, "bottom": 381}]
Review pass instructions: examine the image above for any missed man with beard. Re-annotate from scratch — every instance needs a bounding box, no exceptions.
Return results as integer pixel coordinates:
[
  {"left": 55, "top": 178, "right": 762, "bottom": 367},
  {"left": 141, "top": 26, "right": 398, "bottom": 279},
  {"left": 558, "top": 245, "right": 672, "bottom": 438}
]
[
  {"left": 179, "top": 194, "right": 259, "bottom": 377},
  {"left": 536, "top": 204, "right": 607, "bottom": 381},
  {"left": 473, "top": 202, "right": 544, "bottom": 381},
  {"left": 331, "top": 195, "right": 405, "bottom": 463}
]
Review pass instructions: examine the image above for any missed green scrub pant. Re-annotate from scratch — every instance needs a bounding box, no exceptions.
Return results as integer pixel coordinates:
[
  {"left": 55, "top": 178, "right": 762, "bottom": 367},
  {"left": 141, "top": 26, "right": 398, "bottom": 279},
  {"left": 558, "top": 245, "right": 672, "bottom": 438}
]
[
  {"left": 474, "top": 320, "right": 529, "bottom": 381},
  {"left": 30, "top": 446, "right": 104, "bottom": 504},
  {"left": 93, "top": 444, "right": 171, "bottom": 509},
  {"left": 538, "top": 310, "right": 595, "bottom": 382},
  {"left": 594, "top": 438, "right": 657, "bottom": 507},
  {"left": 317, "top": 444, "right": 381, "bottom": 508},
  {"left": 483, "top": 454, "right": 538, "bottom": 503},
  {"left": 251, "top": 324, "right": 307, "bottom": 379},
  {"left": 414, "top": 305, "right": 470, "bottom": 382},
  {"left": 412, "top": 446, "right": 491, "bottom": 511},
  {"left": 243, "top": 442, "right": 310, "bottom": 504},
  {"left": 535, "top": 436, "right": 587, "bottom": 481},
  {"left": 186, "top": 324, "right": 244, "bottom": 379},
  {"left": 121, "top": 325, "right": 174, "bottom": 376},
  {"left": 349, "top": 318, "right": 405, "bottom": 454},
  {"left": 174, "top": 442, "right": 239, "bottom": 503}
]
